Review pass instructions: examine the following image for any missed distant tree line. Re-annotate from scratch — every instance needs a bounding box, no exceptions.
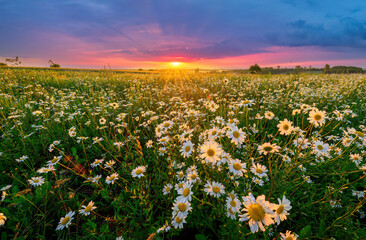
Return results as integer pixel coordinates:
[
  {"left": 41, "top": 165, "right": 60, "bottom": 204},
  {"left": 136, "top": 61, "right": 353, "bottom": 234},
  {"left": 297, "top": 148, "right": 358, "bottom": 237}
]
[
  {"left": 324, "top": 65, "right": 363, "bottom": 74},
  {"left": 224, "top": 64, "right": 365, "bottom": 74}
]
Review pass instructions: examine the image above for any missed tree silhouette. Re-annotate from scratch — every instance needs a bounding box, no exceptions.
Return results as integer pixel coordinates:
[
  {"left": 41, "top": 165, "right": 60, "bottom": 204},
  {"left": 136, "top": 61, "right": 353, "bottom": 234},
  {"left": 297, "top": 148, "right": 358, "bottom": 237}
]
[{"left": 249, "top": 64, "right": 262, "bottom": 74}]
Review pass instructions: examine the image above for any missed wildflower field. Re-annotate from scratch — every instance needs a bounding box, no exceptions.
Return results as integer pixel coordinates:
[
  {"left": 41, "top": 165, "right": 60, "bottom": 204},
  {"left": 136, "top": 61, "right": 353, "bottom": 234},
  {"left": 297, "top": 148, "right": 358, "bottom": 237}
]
[{"left": 0, "top": 68, "right": 365, "bottom": 239}]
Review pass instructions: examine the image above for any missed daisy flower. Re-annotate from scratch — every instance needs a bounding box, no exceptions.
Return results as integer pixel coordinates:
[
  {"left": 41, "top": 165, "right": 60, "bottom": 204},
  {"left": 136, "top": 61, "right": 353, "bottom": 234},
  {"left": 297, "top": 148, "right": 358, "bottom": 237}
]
[
  {"left": 180, "top": 141, "right": 194, "bottom": 158},
  {"left": 308, "top": 109, "right": 326, "bottom": 127},
  {"left": 280, "top": 230, "right": 298, "bottom": 240},
  {"left": 47, "top": 156, "right": 62, "bottom": 166},
  {"left": 56, "top": 211, "right": 75, "bottom": 230},
  {"left": 172, "top": 198, "right": 192, "bottom": 218},
  {"left": 239, "top": 193, "right": 275, "bottom": 233},
  {"left": 0, "top": 213, "right": 6, "bottom": 226},
  {"left": 274, "top": 195, "right": 292, "bottom": 225},
  {"left": 177, "top": 182, "right": 193, "bottom": 202},
  {"left": 88, "top": 175, "right": 101, "bottom": 184},
  {"left": 161, "top": 120, "right": 174, "bottom": 130},
  {"left": 253, "top": 177, "right": 264, "bottom": 186},
  {"left": 258, "top": 142, "right": 281, "bottom": 155},
  {"left": 28, "top": 176, "right": 45, "bottom": 187},
  {"left": 218, "top": 151, "right": 231, "bottom": 166},
  {"left": 68, "top": 127, "right": 76, "bottom": 137},
  {"left": 204, "top": 181, "right": 225, "bottom": 198},
  {"left": 104, "top": 160, "right": 116, "bottom": 169},
  {"left": 162, "top": 184, "right": 173, "bottom": 195},
  {"left": 228, "top": 159, "right": 247, "bottom": 176},
  {"left": 187, "top": 170, "right": 200, "bottom": 184},
  {"left": 251, "top": 163, "right": 268, "bottom": 178},
  {"left": 352, "top": 190, "right": 365, "bottom": 199},
  {"left": 15, "top": 155, "right": 29, "bottom": 163},
  {"left": 106, "top": 173, "right": 119, "bottom": 184},
  {"left": 293, "top": 137, "right": 310, "bottom": 149},
  {"left": 79, "top": 201, "right": 97, "bottom": 216},
  {"left": 226, "top": 195, "right": 241, "bottom": 215},
  {"left": 176, "top": 171, "right": 185, "bottom": 180},
  {"left": 312, "top": 141, "right": 330, "bottom": 156},
  {"left": 157, "top": 223, "right": 171, "bottom": 233},
  {"left": 99, "top": 117, "right": 106, "bottom": 125},
  {"left": 277, "top": 119, "right": 293, "bottom": 135},
  {"left": 0, "top": 185, "right": 11, "bottom": 191},
  {"left": 264, "top": 111, "right": 275, "bottom": 120},
  {"left": 91, "top": 158, "right": 104, "bottom": 168},
  {"left": 157, "top": 136, "right": 170, "bottom": 145},
  {"left": 200, "top": 140, "right": 223, "bottom": 165},
  {"left": 131, "top": 166, "right": 146, "bottom": 178},
  {"left": 227, "top": 126, "right": 246, "bottom": 145},
  {"left": 171, "top": 214, "right": 186, "bottom": 229},
  {"left": 350, "top": 154, "right": 362, "bottom": 166}
]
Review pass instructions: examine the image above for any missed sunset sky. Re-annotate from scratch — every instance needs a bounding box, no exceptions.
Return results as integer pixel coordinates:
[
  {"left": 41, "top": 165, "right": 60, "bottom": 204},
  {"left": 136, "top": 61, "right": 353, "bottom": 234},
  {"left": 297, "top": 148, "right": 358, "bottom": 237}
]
[{"left": 1, "top": 0, "right": 366, "bottom": 69}]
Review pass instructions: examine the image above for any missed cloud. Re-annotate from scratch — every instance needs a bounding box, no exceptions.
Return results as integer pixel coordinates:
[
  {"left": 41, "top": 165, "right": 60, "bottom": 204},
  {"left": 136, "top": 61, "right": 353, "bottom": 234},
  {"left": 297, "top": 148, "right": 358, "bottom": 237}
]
[{"left": 1, "top": 0, "right": 366, "bottom": 67}]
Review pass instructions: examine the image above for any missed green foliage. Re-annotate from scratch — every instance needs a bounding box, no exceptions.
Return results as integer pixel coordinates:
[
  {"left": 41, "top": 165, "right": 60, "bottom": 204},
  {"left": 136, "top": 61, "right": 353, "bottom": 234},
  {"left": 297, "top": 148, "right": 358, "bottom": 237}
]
[{"left": 249, "top": 64, "right": 262, "bottom": 74}]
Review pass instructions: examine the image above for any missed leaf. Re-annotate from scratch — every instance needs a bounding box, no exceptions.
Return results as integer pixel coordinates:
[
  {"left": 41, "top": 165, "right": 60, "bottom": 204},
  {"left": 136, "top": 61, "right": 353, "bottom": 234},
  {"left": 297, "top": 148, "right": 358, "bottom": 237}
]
[
  {"left": 299, "top": 224, "right": 312, "bottom": 238},
  {"left": 71, "top": 147, "right": 79, "bottom": 161},
  {"left": 195, "top": 234, "right": 209, "bottom": 240}
]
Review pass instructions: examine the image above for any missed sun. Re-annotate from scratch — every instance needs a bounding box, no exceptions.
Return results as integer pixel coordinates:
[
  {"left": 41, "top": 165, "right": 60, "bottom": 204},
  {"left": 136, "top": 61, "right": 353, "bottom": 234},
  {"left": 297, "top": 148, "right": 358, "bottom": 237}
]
[{"left": 171, "top": 62, "right": 180, "bottom": 67}]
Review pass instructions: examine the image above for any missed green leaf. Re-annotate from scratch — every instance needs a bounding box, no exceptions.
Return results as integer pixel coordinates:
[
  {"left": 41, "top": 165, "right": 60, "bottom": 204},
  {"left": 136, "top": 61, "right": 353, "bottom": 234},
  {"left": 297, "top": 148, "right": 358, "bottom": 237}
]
[
  {"left": 1, "top": 231, "right": 7, "bottom": 240},
  {"left": 71, "top": 147, "right": 79, "bottom": 161},
  {"left": 195, "top": 234, "right": 209, "bottom": 240},
  {"left": 299, "top": 224, "right": 312, "bottom": 238}
]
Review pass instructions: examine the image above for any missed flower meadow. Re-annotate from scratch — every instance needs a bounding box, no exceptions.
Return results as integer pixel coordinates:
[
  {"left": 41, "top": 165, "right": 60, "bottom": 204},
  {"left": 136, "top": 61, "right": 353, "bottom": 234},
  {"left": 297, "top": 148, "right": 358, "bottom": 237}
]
[{"left": 0, "top": 69, "right": 365, "bottom": 239}]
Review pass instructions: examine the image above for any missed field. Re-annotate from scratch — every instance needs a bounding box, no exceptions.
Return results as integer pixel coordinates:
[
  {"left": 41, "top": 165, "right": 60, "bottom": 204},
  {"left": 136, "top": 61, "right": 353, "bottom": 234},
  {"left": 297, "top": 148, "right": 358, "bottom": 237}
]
[{"left": 0, "top": 69, "right": 365, "bottom": 239}]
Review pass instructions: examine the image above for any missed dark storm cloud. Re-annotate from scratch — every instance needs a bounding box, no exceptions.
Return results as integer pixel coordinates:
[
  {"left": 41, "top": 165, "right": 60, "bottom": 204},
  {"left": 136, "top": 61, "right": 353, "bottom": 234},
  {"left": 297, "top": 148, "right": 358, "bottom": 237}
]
[{"left": 0, "top": 0, "right": 365, "bottom": 61}]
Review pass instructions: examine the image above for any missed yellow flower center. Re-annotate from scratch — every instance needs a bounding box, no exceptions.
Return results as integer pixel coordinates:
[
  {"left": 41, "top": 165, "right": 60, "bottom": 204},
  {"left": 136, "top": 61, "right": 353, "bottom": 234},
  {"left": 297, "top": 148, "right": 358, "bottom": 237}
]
[
  {"left": 256, "top": 168, "right": 263, "bottom": 174},
  {"left": 233, "top": 163, "right": 242, "bottom": 171},
  {"left": 207, "top": 149, "right": 215, "bottom": 157},
  {"left": 314, "top": 114, "right": 322, "bottom": 121},
  {"left": 263, "top": 146, "right": 273, "bottom": 152},
  {"left": 178, "top": 203, "right": 187, "bottom": 212},
  {"left": 317, "top": 145, "right": 323, "bottom": 150},
  {"left": 109, "top": 175, "right": 115, "bottom": 181},
  {"left": 163, "top": 122, "right": 170, "bottom": 128},
  {"left": 242, "top": 100, "right": 250, "bottom": 105},
  {"left": 355, "top": 131, "right": 365, "bottom": 138},
  {"left": 51, "top": 158, "right": 58, "bottom": 163},
  {"left": 276, "top": 205, "right": 284, "bottom": 214},
  {"left": 84, "top": 205, "right": 93, "bottom": 212},
  {"left": 184, "top": 145, "right": 191, "bottom": 152},
  {"left": 213, "top": 186, "right": 220, "bottom": 193},
  {"left": 283, "top": 124, "right": 289, "bottom": 130},
  {"left": 229, "top": 194, "right": 235, "bottom": 199},
  {"left": 286, "top": 237, "right": 294, "bottom": 240},
  {"left": 34, "top": 179, "right": 39, "bottom": 183},
  {"left": 175, "top": 216, "right": 183, "bottom": 223},
  {"left": 190, "top": 174, "right": 197, "bottom": 180},
  {"left": 178, "top": 172, "right": 183, "bottom": 178},
  {"left": 248, "top": 204, "right": 265, "bottom": 221},
  {"left": 211, "top": 130, "right": 217, "bottom": 135},
  {"left": 165, "top": 187, "right": 170, "bottom": 192},
  {"left": 136, "top": 169, "right": 143, "bottom": 175},
  {"left": 61, "top": 216, "right": 70, "bottom": 225},
  {"left": 179, "top": 183, "right": 184, "bottom": 189},
  {"left": 182, "top": 188, "right": 190, "bottom": 197},
  {"left": 233, "top": 131, "right": 240, "bottom": 138},
  {"left": 230, "top": 200, "right": 237, "bottom": 207}
]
